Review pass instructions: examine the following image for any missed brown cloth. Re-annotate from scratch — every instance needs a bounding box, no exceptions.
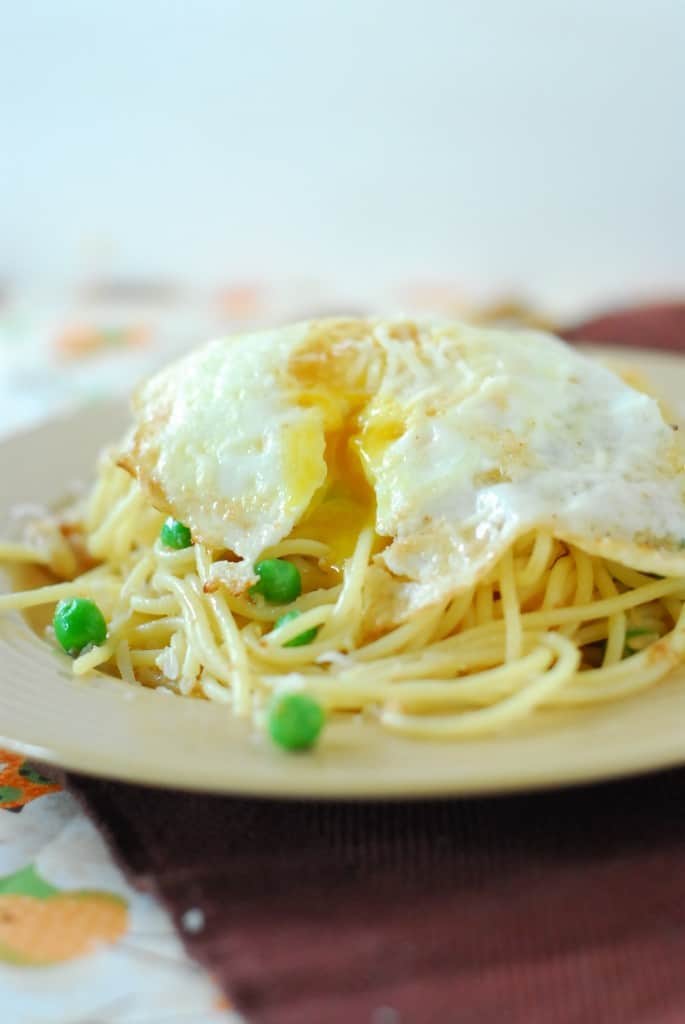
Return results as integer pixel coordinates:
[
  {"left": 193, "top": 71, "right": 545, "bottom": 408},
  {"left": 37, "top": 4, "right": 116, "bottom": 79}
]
[
  {"left": 562, "top": 301, "right": 685, "bottom": 351},
  {"left": 65, "top": 770, "right": 685, "bottom": 1024},
  {"left": 62, "top": 301, "right": 685, "bottom": 1024}
]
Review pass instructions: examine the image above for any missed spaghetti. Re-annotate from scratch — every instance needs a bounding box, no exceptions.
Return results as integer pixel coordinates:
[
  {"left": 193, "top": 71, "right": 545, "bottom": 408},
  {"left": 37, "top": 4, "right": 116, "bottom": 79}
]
[{"left": 2, "top": 454, "right": 685, "bottom": 739}]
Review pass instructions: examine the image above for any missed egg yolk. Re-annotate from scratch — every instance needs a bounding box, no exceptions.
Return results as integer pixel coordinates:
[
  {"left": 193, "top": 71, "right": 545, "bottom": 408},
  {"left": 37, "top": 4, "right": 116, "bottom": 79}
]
[
  {"left": 292, "top": 423, "right": 374, "bottom": 570},
  {"left": 286, "top": 334, "right": 387, "bottom": 570}
]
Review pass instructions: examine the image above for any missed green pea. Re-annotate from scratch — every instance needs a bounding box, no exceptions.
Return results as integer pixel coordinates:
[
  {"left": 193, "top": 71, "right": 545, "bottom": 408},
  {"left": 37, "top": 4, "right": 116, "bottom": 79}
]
[
  {"left": 53, "top": 598, "right": 107, "bottom": 656},
  {"left": 268, "top": 693, "right": 324, "bottom": 751},
  {"left": 274, "top": 610, "right": 319, "bottom": 647},
  {"left": 160, "top": 517, "right": 193, "bottom": 550},
  {"left": 251, "top": 558, "right": 302, "bottom": 604}
]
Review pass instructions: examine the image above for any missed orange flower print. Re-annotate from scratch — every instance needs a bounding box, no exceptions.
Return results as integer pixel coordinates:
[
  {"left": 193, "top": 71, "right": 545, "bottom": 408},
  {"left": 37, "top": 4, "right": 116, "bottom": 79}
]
[
  {"left": 54, "top": 323, "right": 151, "bottom": 361},
  {"left": 216, "top": 283, "right": 262, "bottom": 319},
  {"left": 0, "top": 864, "right": 128, "bottom": 965},
  {"left": 0, "top": 752, "right": 60, "bottom": 811}
]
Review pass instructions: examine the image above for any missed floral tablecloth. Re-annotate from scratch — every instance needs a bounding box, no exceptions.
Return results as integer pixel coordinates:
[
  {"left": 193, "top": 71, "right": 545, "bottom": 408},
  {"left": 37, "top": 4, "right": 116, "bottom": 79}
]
[{"left": 0, "top": 753, "right": 237, "bottom": 1024}]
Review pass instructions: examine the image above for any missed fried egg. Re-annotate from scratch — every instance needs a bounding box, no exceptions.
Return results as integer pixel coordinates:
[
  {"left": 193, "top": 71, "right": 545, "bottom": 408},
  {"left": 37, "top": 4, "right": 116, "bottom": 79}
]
[{"left": 119, "top": 317, "right": 685, "bottom": 623}]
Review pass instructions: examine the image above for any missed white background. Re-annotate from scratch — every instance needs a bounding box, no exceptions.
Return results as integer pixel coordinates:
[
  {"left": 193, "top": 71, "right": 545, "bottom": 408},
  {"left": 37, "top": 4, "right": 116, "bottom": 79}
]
[{"left": 2, "top": 1, "right": 684, "bottom": 312}]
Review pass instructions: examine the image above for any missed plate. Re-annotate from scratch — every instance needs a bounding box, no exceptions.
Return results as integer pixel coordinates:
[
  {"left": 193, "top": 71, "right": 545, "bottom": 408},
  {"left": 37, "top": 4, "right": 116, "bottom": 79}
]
[{"left": 2, "top": 346, "right": 685, "bottom": 798}]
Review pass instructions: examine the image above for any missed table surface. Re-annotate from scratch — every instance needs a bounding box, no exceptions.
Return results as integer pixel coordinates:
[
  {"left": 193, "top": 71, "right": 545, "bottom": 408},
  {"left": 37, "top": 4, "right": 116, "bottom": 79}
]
[
  {"left": 0, "top": 284, "right": 577, "bottom": 1022},
  {"left": 0, "top": 750, "right": 241, "bottom": 1024}
]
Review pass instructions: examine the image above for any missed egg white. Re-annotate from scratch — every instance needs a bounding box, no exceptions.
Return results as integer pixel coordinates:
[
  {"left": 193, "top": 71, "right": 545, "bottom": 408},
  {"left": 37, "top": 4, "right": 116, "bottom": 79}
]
[{"left": 119, "top": 317, "right": 685, "bottom": 619}]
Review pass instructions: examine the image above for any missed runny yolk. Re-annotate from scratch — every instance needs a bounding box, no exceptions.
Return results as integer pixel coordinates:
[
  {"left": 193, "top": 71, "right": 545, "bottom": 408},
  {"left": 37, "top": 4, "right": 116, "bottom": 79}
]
[
  {"left": 287, "top": 337, "right": 380, "bottom": 570},
  {"left": 292, "top": 419, "right": 376, "bottom": 572}
]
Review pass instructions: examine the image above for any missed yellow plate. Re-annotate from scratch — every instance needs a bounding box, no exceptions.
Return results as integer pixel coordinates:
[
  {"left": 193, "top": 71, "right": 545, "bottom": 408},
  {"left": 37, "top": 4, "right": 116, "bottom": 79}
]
[{"left": 2, "top": 346, "right": 685, "bottom": 798}]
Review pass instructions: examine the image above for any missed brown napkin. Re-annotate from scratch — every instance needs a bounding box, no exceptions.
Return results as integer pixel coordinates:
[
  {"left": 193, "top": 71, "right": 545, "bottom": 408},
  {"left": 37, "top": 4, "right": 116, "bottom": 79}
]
[
  {"left": 60, "top": 301, "right": 685, "bottom": 1023},
  {"left": 563, "top": 300, "right": 685, "bottom": 350},
  {"left": 64, "top": 769, "right": 685, "bottom": 1024}
]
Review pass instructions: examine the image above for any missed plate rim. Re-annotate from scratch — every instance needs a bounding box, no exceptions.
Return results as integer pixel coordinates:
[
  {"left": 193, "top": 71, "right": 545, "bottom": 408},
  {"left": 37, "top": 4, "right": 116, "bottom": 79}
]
[{"left": 2, "top": 344, "right": 685, "bottom": 799}]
